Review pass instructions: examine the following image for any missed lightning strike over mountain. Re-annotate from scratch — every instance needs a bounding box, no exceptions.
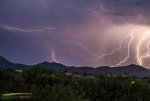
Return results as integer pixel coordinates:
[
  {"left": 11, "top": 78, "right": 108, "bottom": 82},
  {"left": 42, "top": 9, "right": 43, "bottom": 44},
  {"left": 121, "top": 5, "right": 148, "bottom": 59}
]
[
  {"left": 0, "top": 23, "right": 56, "bottom": 33},
  {"left": 1, "top": 0, "right": 150, "bottom": 68},
  {"left": 136, "top": 31, "right": 150, "bottom": 66},
  {"left": 146, "top": 41, "right": 150, "bottom": 56},
  {"left": 141, "top": 41, "right": 150, "bottom": 60},
  {"left": 51, "top": 48, "right": 59, "bottom": 63},
  {"left": 88, "top": 36, "right": 128, "bottom": 62},
  {"left": 112, "top": 31, "right": 135, "bottom": 67},
  {"left": 54, "top": 39, "right": 99, "bottom": 57}
]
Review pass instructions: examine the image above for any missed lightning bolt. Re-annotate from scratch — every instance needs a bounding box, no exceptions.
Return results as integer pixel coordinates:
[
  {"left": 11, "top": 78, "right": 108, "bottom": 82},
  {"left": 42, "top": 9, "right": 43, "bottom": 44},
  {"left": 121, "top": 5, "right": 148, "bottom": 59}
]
[
  {"left": 136, "top": 31, "right": 150, "bottom": 66},
  {"left": 147, "top": 41, "right": 150, "bottom": 55},
  {"left": 146, "top": 41, "right": 150, "bottom": 56},
  {"left": 0, "top": 22, "right": 56, "bottom": 32},
  {"left": 54, "top": 39, "right": 99, "bottom": 57},
  {"left": 2, "top": 21, "right": 150, "bottom": 67},
  {"left": 140, "top": 41, "right": 150, "bottom": 60},
  {"left": 51, "top": 48, "right": 60, "bottom": 63},
  {"left": 112, "top": 30, "right": 135, "bottom": 67},
  {"left": 87, "top": 35, "right": 128, "bottom": 62}
]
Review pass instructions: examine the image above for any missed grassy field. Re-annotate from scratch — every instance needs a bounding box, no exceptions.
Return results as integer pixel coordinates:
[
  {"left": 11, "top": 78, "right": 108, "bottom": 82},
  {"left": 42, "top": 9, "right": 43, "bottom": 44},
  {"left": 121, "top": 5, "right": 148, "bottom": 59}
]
[{"left": 0, "top": 93, "right": 32, "bottom": 100}]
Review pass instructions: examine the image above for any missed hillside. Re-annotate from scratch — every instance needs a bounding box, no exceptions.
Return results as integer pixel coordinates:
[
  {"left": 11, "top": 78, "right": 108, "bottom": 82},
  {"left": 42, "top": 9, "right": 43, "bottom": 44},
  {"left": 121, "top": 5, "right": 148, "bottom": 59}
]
[{"left": 0, "top": 56, "right": 150, "bottom": 77}]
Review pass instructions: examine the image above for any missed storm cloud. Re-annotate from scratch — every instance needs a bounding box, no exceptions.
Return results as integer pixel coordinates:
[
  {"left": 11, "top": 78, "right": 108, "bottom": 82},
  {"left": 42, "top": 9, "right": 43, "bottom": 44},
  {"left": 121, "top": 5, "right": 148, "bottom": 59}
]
[{"left": 0, "top": 0, "right": 150, "bottom": 68}]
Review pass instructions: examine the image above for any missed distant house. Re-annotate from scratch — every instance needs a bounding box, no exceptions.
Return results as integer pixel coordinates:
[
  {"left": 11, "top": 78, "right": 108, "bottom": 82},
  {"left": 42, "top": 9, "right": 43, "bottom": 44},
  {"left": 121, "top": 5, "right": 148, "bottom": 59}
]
[
  {"left": 64, "top": 72, "right": 73, "bottom": 76},
  {"left": 64, "top": 71, "right": 81, "bottom": 77},
  {"left": 16, "top": 70, "right": 23, "bottom": 73}
]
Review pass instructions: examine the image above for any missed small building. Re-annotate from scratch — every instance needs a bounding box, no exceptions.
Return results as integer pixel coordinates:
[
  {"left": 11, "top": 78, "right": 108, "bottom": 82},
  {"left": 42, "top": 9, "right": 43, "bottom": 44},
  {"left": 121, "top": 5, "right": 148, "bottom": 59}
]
[{"left": 16, "top": 70, "right": 23, "bottom": 73}]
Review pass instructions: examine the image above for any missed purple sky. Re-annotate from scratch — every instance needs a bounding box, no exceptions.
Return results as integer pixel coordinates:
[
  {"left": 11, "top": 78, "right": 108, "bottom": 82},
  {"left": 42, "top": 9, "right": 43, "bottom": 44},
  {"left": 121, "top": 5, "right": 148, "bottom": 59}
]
[{"left": 0, "top": 0, "right": 150, "bottom": 68}]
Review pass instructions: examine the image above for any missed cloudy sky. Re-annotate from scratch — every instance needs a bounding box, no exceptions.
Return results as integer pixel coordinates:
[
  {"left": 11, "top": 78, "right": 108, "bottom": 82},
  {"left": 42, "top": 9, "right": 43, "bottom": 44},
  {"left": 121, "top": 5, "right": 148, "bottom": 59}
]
[{"left": 0, "top": 0, "right": 150, "bottom": 68}]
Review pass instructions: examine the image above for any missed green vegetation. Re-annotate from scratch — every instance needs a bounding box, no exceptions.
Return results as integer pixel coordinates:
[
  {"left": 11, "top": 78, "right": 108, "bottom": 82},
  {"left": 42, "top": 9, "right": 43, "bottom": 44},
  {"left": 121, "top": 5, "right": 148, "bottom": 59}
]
[
  {"left": 0, "top": 67, "right": 150, "bottom": 101},
  {"left": 1, "top": 93, "right": 32, "bottom": 101},
  {"left": 1, "top": 93, "right": 32, "bottom": 96}
]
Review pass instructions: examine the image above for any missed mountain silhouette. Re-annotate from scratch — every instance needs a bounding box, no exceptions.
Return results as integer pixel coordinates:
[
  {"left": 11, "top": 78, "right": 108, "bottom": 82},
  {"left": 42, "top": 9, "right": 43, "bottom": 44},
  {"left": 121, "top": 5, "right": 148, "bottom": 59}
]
[
  {"left": 0, "top": 56, "right": 150, "bottom": 77},
  {"left": 0, "top": 56, "right": 28, "bottom": 69}
]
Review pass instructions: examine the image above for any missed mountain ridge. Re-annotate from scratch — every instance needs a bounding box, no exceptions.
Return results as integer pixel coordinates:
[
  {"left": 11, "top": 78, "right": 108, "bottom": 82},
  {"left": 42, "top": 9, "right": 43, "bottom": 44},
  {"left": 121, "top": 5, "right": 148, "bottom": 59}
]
[{"left": 0, "top": 56, "right": 150, "bottom": 77}]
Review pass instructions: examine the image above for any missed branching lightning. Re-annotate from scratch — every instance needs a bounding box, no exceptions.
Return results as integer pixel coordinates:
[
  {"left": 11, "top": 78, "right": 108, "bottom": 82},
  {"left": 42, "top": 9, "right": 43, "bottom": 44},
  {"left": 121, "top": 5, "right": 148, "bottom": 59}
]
[
  {"left": 112, "top": 31, "right": 135, "bottom": 67},
  {"left": 1, "top": 20, "right": 150, "bottom": 67},
  {"left": 54, "top": 39, "right": 99, "bottom": 57},
  {"left": 0, "top": 22, "right": 56, "bottom": 32},
  {"left": 136, "top": 31, "right": 150, "bottom": 66},
  {"left": 54, "top": 30, "right": 150, "bottom": 67},
  {"left": 87, "top": 35, "right": 128, "bottom": 62},
  {"left": 87, "top": 29, "right": 150, "bottom": 67},
  {"left": 140, "top": 41, "right": 150, "bottom": 61},
  {"left": 51, "top": 48, "right": 59, "bottom": 63},
  {"left": 137, "top": 31, "right": 150, "bottom": 66}
]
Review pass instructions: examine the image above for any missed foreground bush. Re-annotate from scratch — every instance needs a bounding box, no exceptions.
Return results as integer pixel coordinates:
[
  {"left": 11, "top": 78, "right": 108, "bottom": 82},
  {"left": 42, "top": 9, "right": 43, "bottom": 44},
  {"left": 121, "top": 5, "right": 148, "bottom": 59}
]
[{"left": 0, "top": 67, "right": 150, "bottom": 101}]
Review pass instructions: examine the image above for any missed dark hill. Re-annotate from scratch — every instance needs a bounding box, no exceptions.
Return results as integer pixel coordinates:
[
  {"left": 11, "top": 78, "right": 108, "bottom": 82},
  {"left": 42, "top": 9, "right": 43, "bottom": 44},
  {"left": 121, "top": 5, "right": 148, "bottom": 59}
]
[
  {"left": 0, "top": 56, "right": 28, "bottom": 70},
  {"left": 0, "top": 56, "right": 150, "bottom": 77}
]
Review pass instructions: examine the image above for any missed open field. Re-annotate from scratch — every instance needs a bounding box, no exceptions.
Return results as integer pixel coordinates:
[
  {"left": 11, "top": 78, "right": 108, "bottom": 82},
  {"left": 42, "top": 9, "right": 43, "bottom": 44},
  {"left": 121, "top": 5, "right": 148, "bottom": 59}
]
[{"left": 0, "top": 93, "right": 32, "bottom": 101}]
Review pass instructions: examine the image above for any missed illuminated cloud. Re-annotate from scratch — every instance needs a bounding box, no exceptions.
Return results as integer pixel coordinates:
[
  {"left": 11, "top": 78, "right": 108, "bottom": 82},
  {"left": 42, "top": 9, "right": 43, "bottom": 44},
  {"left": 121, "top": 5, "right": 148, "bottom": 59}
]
[
  {"left": 0, "top": 23, "right": 56, "bottom": 32},
  {"left": 0, "top": 0, "right": 150, "bottom": 68}
]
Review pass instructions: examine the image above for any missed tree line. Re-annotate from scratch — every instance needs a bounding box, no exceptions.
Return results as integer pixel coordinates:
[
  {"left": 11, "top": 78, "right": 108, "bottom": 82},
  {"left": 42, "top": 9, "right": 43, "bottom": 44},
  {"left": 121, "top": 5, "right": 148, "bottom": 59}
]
[{"left": 0, "top": 66, "right": 150, "bottom": 101}]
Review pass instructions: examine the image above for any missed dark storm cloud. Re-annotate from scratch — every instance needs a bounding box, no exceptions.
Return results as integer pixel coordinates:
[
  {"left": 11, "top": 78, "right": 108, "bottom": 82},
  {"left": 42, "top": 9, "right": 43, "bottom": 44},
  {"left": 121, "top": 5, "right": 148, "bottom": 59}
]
[
  {"left": 103, "top": 11, "right": 136, "bottom": 16},
  {"left": 0, "top": 0, "right": 150, "bottom": 67},
  {"left": 117, "top": 0, "right": 143, "bottom": 5},
  {"left": 0, "top": 0, "right": 150, "bottom": 27},
  {"left": 95, "top": 0, "right": 150, "bottom": 25},
  {"left": 0, "top": 0, "right": 100, "bottom": 27}
]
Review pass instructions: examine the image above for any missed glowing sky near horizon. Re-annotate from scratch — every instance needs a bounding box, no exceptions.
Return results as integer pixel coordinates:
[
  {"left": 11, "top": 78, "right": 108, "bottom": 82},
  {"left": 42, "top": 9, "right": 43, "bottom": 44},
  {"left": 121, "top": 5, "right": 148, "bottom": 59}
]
[{"left": 1, "top": 0, "right": 150, "bottom": 68}]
